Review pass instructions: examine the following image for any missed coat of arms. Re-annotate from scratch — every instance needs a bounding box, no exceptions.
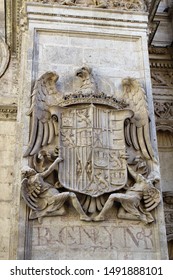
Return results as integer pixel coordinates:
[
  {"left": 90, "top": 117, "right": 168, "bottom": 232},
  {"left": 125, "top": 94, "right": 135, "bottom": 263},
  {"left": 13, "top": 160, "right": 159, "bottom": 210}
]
[{"left": 21, "top": 66, "right": 161, "bottom": 223}]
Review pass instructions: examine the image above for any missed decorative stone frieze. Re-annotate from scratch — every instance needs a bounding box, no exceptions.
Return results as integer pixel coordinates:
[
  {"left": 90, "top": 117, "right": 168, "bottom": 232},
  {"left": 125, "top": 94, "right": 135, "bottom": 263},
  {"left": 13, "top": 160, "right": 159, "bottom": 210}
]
[
  {"left": 151, "top": 71, "right": 173, "bottom": 88},
  {"left": 154, "top": 101, "right": 173, "bottom": 119},
  {"left": 150, "top": 62, "right": 173, "bottom": 69},
  {"left": 154, "top": 100, "right": 173, "bottom": 132},
  {"left": 0, "top": 105, "right": 17, "bottom": 121},
  {"left": 163, "top": 192, "right": 173, "bottom": 240},
  {"left": 28, "top": 0, "right": 148, "bottom": 11},
  {"left": 149, "top": 47, "right": 173, "bottom": 93},
  {"left": 4, "top": 0, "right": 163, "bottom": 58},
  {"left": 149, "top": 46, "right": 173, "bottom": 56}
]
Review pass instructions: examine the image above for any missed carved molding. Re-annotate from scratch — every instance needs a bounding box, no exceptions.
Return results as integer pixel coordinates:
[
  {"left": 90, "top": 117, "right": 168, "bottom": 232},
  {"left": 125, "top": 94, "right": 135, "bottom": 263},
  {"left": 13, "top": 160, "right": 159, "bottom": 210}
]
[
  {"left": 4, "top": 0, "right": 153, "bottom": 55},
  {"left": 149, "top": 46, "right": 173, "bottom": 56},
  {"left": 5, "top": 0, "right": 23, "bottom": 55},
  {"left": 4, "top": 0, "right": 166, "bottom": 56},
  {"left": 150, "top": 62, "right": 173, "bottom": 69},
  {"left": 0, "top": 105, "right": 17, "bottom": 121}
]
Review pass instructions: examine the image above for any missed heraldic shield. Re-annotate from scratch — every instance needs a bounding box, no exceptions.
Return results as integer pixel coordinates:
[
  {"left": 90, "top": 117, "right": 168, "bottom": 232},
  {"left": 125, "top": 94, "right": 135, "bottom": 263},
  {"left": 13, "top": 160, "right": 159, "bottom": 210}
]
[
  {"left": 22, "top": 71, "right": 161, "bottom": 223},
  {"left": 59, "top": 104, "right": 133, "bottom": 197}
]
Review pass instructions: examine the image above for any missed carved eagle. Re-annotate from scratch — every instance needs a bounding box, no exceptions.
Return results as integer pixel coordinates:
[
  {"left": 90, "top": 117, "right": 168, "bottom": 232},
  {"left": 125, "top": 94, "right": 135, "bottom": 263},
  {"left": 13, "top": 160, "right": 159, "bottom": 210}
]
[
  {"left": 122, "top": 77, "right": 155, "bottom": 161},
  {"left": 75, "top": 65, "right": 96, "bottom": 95},
  {"left": 24, "top": 72, "right": 61, "bottom": 157}
]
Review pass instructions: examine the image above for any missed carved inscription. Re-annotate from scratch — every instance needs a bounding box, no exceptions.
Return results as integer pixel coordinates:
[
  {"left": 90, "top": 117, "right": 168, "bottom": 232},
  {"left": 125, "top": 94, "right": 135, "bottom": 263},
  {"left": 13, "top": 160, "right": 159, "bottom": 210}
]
[{"left": 32, "top": 223, "right": 155, "bottom": 252}]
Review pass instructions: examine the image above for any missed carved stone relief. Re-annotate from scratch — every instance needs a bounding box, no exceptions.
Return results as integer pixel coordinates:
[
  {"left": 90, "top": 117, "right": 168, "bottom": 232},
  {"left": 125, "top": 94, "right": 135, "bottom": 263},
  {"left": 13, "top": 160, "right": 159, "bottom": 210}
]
[
  {"left": 22, "top": 67, "right": 161, "bottom": 224},
  {"left": 154, "top": 100, "right": 173, "bottom": 132},
  {"left": 149, "top": 46, "right": 173, "bottom": 89},
  {"left": 28, "top": 0, "right": 148, "bottom": 11},
  {"left": 163, "top": 192, "right": 173, "bottom": 259},
  {"left": 154, "top": 101, "right": 173, "bottom": 119},
  {"left": 151, "top": 71, "right": 173, "bottom": 88}
]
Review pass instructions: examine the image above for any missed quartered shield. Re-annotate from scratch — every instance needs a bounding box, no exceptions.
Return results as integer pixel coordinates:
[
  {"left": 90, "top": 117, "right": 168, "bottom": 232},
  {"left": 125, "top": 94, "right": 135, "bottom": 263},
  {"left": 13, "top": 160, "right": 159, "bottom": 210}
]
[{"left": 58, "top": 104, "right": 133, "bottom": 197}]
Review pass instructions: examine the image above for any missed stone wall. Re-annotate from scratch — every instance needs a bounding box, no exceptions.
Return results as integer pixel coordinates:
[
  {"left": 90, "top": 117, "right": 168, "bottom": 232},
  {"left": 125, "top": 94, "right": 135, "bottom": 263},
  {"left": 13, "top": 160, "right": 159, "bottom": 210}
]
[
  {"left": 0, "top": 0, "right": 5, "bottom": 35},
  {"left": 0, "top": 120, "right": 15, "bottom": 258},
  {"left": 16, "top": 3, "right": 168, "bottom": 260},
  {"left": 0, "top": 1, "right": 20, "bottom": 260},
  {"left": 0, "top": 0, "right": 172, "bottom": 260}
]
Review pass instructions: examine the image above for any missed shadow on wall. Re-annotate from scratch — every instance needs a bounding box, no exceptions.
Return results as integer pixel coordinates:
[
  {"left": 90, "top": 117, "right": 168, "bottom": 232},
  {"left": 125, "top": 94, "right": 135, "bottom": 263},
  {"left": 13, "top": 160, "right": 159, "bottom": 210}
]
[{"left": 168, "top": 240, "right": 173, "bottom": 260}]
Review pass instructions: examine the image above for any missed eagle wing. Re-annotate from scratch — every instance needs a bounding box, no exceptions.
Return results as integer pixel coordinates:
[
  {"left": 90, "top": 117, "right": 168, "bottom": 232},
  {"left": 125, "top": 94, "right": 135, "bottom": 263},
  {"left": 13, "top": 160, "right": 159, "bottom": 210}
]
[
  {"left": 24, "top": 72, "right": 60, "bottom": 157},
  {"left": 122, "top": 78, "right": 154, "bottom": 160},
  {"left": 21, "top": 178, "right": 41, "bottom": 210}
]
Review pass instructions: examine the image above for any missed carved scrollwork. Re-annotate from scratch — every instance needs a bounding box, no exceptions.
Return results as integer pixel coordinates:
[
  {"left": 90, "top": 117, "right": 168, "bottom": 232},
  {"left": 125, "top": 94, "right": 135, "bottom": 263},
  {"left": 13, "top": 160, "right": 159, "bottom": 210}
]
[
  {"left": 165, "top": 213, "right": 173, "bottom": 224},
  {"left": 31, "top": 0, "right": 147, "bottom": 11},
  {"left": 154, "top": 100, "right": 173, "bottom": 133},
  {"left": 113, "top": 0, "right": 146, "bottom": 11},
  {"left": 154, "top": 101, "right": 173, "bottom": 120},
  {"left": 151, "top": 71, "right": 173, "bottom": 88}
]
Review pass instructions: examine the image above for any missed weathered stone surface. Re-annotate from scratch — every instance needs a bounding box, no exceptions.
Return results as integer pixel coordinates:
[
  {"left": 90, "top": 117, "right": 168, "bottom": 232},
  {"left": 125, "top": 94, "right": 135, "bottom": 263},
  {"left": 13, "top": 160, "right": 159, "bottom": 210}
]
[
  {"left": 31, "top": 210, "right": 162, "bottom": 259},
  {"left": 0, "top": 120, "right": 18, "bottom": 259},
  {"left": 0, "top": 0, "right": 172, "bottom": 260},
  {"left": 15, "top": 3, "right": 168, "bottom": 260}
]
